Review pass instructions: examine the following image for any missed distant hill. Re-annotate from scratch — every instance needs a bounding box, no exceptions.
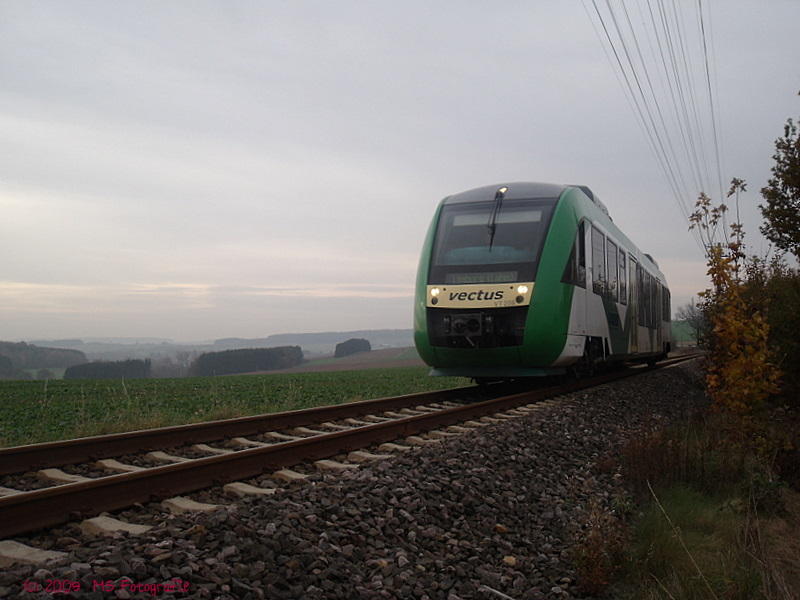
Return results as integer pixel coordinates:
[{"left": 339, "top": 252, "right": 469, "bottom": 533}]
[
  {"left": 25, "top": 330, "right": 415, "bottom": 361},
  {"left": 30, "top": 338, "right": 180, "bottom": 361},
  {"left": 0, "top": 341, "right": 87, "bottom": 369},
  {"left": 226, "top": 329, "right": 414, "bottom": 355},
  {"left": 271, "top": 346, "right": 425, "bottom": 373},
  {"left": 0, "top": 341, "right": 88, "bottom": 380}
]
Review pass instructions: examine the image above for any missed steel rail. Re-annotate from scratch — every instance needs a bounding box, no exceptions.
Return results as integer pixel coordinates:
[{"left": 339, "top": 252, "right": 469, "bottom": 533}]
[
  {"left": 0, "top": 386, "right": 479, "bottom": 477},
  {"left": 0, "top": 355, "right": 697, "bottom": 539}
]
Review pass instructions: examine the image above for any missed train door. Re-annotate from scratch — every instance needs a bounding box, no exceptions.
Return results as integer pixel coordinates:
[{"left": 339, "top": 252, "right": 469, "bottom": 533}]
[
  {"left": 655, "top": 280, "right": 663, "bottom": 351},
  {"left": 559, "top": 220, "right": 591, "bottom": 365},
  {"left": 629, "top": 256, "right": 639, "bottom": 353},
  {"left": 562, "top": 221, "right": 588, "bottom": 335},
  {"left": 575, "top": 222, "right": 588, "bottom": 335}
]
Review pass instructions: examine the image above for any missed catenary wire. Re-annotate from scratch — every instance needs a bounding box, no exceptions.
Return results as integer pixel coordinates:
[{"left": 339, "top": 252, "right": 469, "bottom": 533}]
[{"left": 581, "top": 0, "right": 725, "bottom": 252}]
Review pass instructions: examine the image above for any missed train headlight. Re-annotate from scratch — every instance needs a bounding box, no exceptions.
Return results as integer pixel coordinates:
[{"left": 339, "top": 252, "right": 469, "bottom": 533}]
[
  {"left": 430, "top": 287, "right": 440, "bottom": 305},
  {"left": 517, "top": 285, "right": 529, "bottom": 295}
]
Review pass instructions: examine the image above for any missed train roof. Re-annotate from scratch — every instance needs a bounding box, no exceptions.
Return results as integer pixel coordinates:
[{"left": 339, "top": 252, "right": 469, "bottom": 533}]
[
  {"left": 442, "top": 182, "right": 566, "bottom": 204},
  {"left": 442, "top": 182, "right": 610, "bottom": 218}
]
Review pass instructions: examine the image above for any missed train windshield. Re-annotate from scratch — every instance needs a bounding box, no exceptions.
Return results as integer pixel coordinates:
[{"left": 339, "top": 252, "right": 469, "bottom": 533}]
[{"left": 429, "top": 198, "right": 557, "bottom": 284}]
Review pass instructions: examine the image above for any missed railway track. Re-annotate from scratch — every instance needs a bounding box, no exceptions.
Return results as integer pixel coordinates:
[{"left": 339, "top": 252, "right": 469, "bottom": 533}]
[{"left": 0, "top": 355, "right": 697, "bottom": 541}]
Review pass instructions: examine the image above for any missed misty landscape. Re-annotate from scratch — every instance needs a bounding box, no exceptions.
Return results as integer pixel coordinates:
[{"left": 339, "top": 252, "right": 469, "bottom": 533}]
[{"left": 0, "top": 329, "right": 416, "bottom": 380}]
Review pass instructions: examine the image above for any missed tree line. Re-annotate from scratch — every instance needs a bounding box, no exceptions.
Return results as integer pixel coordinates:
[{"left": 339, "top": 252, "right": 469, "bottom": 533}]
[
  {"left": 0, "top": 341, "right": 89, "bottom": 380},
  {"left": 0, "top": 341, "right": 87, "bottom": 369},
  {"left": 188, "top": 346, "right": 304, "bottom": 377},
  {"left": 64, "top": 359, "right": 151, "bottom": 380}
]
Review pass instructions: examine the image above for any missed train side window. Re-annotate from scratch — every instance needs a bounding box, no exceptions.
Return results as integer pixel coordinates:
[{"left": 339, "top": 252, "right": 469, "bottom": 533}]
[
  {"left": 607, "top": 239, "right": 618, "bottom": 302},
  {"left": 619, "top": 251, "right": 627, "bottom": 304},
  {"left": 650, "top": 275, "right": 656, "bottom": 327},
  {"left": 561, "top": 222, "right": 586, "bottom": 287},
  {"left": 591, "top": 226, "right": 606, "bottom": 295},
  {"left": 637, "top": 265, "right": 646, "bottom": 326},
  {"left": 649, "top": 275, "right": 657, "bottom": 328},
  {"left": 655, "top": 281, "right": 662, "bottom": 324}
]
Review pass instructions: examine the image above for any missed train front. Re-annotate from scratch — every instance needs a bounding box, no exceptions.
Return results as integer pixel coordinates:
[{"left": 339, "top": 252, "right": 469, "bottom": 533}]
[{"left": 414, "top": 182, "right": 565, "bottom": 380}]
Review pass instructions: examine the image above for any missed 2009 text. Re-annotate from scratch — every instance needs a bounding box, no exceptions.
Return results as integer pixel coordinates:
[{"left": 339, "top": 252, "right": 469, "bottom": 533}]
[{"left": 22, "top": 577, "right": 190, "bottom": 596}]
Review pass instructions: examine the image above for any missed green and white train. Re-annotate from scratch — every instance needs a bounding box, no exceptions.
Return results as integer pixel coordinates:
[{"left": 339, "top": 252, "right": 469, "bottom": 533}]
[{"left": 413, "top": 182, "right": 671, "bottom": 381}]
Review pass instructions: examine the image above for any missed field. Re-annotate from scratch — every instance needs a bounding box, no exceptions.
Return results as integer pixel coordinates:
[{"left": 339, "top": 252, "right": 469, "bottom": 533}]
[{"left": 0, "top": 366, "right": 471, "bottom": 448}]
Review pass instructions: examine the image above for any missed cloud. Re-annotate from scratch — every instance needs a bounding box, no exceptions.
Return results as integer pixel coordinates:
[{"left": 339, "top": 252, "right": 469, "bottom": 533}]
[{"left": 2, "top": 1, "right": 799, "bottom": 341}]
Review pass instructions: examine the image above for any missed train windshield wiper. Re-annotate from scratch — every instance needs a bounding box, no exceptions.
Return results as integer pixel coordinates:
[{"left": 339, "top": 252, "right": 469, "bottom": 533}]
[{"left": 486, "top": 186, "right": 507, "bottom": 251}]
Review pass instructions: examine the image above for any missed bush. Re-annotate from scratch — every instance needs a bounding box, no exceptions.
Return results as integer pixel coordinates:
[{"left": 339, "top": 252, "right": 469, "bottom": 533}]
[
  {"left": 334, "top": 338, "right": 371, "bottom": 358},
  {"left": 189, "top": 346, "right": 303, "bottom": 376},
  {"left": 743, "top": 257, "right": 800, "bottom": 406}
]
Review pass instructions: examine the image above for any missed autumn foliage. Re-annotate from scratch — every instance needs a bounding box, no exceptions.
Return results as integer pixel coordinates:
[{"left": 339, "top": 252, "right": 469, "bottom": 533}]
[{"left": 690, "top": 180, "right": 781, "bottom": 423}]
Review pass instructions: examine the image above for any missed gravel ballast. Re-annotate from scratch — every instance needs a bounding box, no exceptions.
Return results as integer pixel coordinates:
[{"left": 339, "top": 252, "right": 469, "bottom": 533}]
[{"left": 1, "top": 361, "right": 707, "bottom": 599}]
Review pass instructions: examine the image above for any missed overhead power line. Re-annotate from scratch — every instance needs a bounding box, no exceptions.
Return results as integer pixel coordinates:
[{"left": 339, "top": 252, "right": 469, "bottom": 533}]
[{"left": 581, "top": 0, "right": 725, "bottom": 249}]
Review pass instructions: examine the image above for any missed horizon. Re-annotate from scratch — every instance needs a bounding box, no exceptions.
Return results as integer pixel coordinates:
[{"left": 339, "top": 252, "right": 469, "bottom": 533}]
[{"left": 6, "top": 327, "right": 417, "bottom": 348}]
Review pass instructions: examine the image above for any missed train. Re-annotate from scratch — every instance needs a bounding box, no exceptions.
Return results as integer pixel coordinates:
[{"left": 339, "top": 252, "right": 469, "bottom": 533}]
[{"left": 413, "top": 182, "right": 671, "bottom": 381}]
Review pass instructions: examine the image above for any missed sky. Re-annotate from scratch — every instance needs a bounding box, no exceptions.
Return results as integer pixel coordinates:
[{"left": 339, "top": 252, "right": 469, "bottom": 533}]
[{"left": 2, "top": 1, "right": 799, "bottom": 343}]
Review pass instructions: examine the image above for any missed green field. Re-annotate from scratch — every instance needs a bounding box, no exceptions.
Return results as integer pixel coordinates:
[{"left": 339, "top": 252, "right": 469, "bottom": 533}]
[{"left": 0, "top": 367, "right": 471, "bottom": 448}]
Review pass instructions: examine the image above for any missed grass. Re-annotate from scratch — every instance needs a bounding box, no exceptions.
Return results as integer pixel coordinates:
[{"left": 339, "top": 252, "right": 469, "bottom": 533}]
[
  {"left": 0, "top": 367, "right": 471, "bottom": 448},
  {"left": 575, "top": 410, "right": 800, "bottom": 599},
  {"left": 627, "top": 485, "right": 763, "bottom": 599}
]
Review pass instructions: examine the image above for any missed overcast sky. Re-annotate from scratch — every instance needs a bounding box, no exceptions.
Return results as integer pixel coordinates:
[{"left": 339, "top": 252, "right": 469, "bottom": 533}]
[{"left": 2, "top": 1, "right": 799, "bottom": 343}]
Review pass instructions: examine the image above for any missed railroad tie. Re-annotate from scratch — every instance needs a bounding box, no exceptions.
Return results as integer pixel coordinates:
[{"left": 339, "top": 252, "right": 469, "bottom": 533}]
[
  {"left": 318, "top": 422, "right": 351, "bottom": 431},
  {"left": 193, "top": 444, "right": 235, "bottom": 455},
  {"left": 162, "top": 496, "right": 222, "bottom": 514},
  {"left": 95, "top": 459, "right": 145, "bottom": 473},
  {"left": 147, "top": 451, "right": 192, "bottom": 463},
  {"left": 445, "top": 425, "right": 475, "bottom": 434},
  {"left": 0, "top": 540, "right": 68, "bottom": 569},
  {"left": 315, "top": 459, "right": 359, "bottom": 473},
  {"left": 427, "top": 430, "right": 458, "bottom": 440},
  {"left": 0, "top": 485, "right": 24, "bottom": 497},
  {"left": 264, "top": 431, "right": 303, "bottom": 442},
  {"left": 491, "top": 413, "right": 517, "bottom": 420},
  {"left": 362, "top": 415, "right": 393, "bottom": 423},
  {"left": 223, "top": 482, "right": 277, "bottom": 497},
  {"left": 347, "top": 450, "right": 393, "bottom": 463},
  {"left": 377, "top": 442, "right": 414, "bottom": 453},
  {"left": 404, "top": 435, "right": 441, "bottom": 446},
  {"left": 37, "top": 468, "right": 92, "bottom": 484},
  {"left": 80, "top": 516, "right": 152, "bottom": 537},
  {"left": 231, "top": 437, "right": 271, "bottom": 448},
  {"left": 272, "top": 469, "right": 310, "bottom": 484},
  {"left": 292, "top": 426, "right": 326, "bottom": 436}
]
